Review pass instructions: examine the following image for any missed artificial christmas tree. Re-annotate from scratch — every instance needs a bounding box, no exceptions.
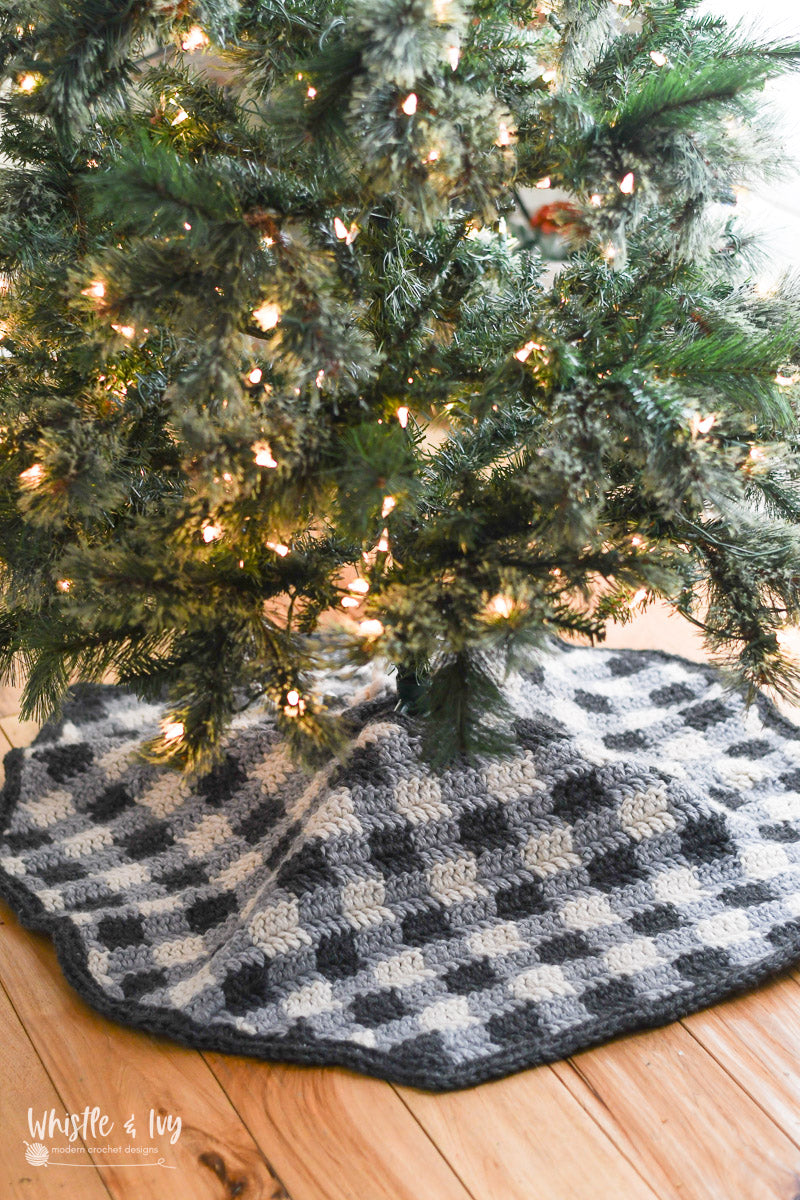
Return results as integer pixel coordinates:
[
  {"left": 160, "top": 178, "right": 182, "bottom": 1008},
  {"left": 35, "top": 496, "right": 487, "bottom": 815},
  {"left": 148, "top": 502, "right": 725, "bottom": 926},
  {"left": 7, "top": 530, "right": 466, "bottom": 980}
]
[
  {"left": 4, "top": 0, "right": 800, "bottom": 1089},
  {"left": 0, "top": 0, "right": 799, "bottom": 765}
]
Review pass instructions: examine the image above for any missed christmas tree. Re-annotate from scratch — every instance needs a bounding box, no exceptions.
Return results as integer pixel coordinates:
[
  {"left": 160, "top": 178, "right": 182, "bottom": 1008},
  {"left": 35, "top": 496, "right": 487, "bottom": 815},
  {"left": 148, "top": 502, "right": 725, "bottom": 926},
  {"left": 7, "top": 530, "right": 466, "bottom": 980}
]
[{"left": 1, "top": 0, "right": 799, "bottom": 768}]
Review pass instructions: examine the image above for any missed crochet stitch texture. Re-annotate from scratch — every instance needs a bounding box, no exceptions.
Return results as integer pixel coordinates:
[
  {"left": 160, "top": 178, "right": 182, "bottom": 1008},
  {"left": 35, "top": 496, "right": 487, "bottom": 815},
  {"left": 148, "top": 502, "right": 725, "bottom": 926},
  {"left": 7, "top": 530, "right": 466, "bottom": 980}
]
[{"left": 2, "top": 643, "right": 800, "bottom": 1091}]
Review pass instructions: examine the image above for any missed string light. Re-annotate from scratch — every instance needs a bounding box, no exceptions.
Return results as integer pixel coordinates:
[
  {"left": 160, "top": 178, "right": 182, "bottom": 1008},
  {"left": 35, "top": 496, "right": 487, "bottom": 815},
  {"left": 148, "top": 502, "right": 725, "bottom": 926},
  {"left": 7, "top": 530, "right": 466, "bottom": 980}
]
[
  {"left": 541, "top": 69, "right": 557, "bottom": 84},
  {"left": 56, "top": 579, "right": 71, "bottom": 592},
  {"left": 181, "top": 26, "right": 209, "bottom": 51},
  {"left": 248, "top": 367, "right": 263, "bottom": 384},
  {"left": 359, "top": 619, "right": 384, "bottom": 637},
  {"left": 306, "top": 86, "right": 317, "bottom": 99},
  {"left": 315, "top": 369, "right": 325, "bottom": 387},
  {"left": 377, "top": 528, "right": 390, "bottom": 553},
  {"left": 397, "top": 406, "right": 410, "bottom": 428},
  {"left": 111, "top": 323, "right": 135, "bottom": 339},
  {"left": 619, "top": 172, "right": 635, "bottom": 195},
  {"left": 489, "top": 594, "right": 514, "bottom": 618},
  {"left": 446, "top": 44, "right": 460, "bottom": 71},
  {"left": 381, "top": 495, "right": 397, "bottom": 517},
  {"left": 82, "top": 280, "right": 105, "bottom": 300},
  {"left": 333, "top": 217, "right": 359, "bottom": 244},
  {"left": 341, "top": 596, "right": 360, "bottom": 609},
  {"left": 629, "top": 588, "right": 649, "bottom": 608},
  {"left": 266, "top": 540, "right": 289, "bottom": 556},
  {"left": 631, "top": 535, "right": 643, "bottom": 548},
  {"left": 426, "top": 148, "right": 441, "bottom": 163},
  {"left": 495, "top": 122, "right": 515, "bottom": 147},
  {"left": 348, "top": 578, "right": 370, "bottom": 595},
  {"left": 171, "top": 108, "right": 190, "bottom": 126},
  {"left": 589, "top": 193, "right": 603, "bottom": 207},
  {"left": 19, "top": 463, "right": 44, "bottom": 487},
  {"left": 776, "top": 373, "right": 795, "bottom": 387},
  {"left": 18, "top": 74, "right": 37, "bottom": 92},
  {"left": 252, "top": 301, "right": 281, "bottom": 331},
  {"left": 691, "top": 413, "right": 716, "bottom": 436},
  {"left": 749, "top": 446, "right": 766, "bottom": 461},
  {"left": 535, "top": 176, "right": 551, "bottom": 189},
  {"left": 253, "top": 441, "right": 278, "bottom": 468},
  {"left": 183, "top": 222, "right": 192, "bottom": 230},
  {"left": 202, "top": 522, "right": 223, "bottom": 543},
  {"left": 284, "top": 690, "right": 306, "bottom": 716},
  {"left": 402, "top": 93, "right": 418, "bottom": 115},
  {"left": 649, "top": 50, "right": 668, "bottom": 66},
  {"left": 162, "top": 720, "right": 185, "bottom": 743},
  {"left": 515, "top": 340, "right": 545, "bottom": 363}
]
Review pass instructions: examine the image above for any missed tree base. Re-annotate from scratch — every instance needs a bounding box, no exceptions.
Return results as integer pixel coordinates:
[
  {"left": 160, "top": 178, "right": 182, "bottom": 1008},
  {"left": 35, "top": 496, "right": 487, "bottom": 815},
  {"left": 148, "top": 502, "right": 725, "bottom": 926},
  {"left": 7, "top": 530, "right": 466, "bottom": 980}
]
[{"left": 2, "top": 642, "right": 800, "bottom": 1091}]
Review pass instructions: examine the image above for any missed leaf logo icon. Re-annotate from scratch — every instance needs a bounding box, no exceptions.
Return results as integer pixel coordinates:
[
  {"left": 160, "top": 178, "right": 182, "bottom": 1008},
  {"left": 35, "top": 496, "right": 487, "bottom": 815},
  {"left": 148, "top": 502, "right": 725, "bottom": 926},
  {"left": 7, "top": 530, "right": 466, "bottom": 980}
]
[{"left": 24, "top": 1142, "right": 49, "bottom": 1166}]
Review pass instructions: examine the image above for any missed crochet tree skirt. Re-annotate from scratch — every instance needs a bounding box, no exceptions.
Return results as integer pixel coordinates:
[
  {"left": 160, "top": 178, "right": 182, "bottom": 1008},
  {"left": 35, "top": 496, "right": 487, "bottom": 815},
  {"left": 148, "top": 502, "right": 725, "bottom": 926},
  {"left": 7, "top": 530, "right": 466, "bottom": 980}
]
[{"left": 2, "top": 643, "right": 800, "bottom": 1091}]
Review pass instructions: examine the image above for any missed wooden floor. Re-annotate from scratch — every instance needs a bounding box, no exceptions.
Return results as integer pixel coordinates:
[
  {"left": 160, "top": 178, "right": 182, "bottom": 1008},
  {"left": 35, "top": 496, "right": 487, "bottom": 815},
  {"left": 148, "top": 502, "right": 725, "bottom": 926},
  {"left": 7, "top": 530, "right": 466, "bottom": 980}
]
[{"left": 4, "top": 606, "right": 800, "bottom": 1200}]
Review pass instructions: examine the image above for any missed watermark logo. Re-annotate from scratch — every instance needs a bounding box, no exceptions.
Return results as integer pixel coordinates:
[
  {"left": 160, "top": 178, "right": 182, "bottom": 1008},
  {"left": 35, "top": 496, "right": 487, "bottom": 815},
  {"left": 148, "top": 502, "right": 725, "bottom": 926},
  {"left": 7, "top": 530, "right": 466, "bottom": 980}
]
[{"left": 22, "top": 1107, "right": 181, "bottom": 1171}]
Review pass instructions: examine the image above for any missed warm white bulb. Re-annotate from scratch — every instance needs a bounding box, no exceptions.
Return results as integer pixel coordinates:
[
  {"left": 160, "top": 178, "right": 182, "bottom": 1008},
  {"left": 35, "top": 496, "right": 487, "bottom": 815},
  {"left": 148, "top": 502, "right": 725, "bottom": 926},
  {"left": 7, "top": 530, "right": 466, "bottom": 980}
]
[
  {"left": 619, "top": 172, "right": 636, "bottom": 195},
  {"left": 358, "top": 619, "right": 384, "bottom": 638},
  {"left": 248, "top": 367, "right": 263, "bottom": 384},
  {"left": 377, "top": 528, "right": 390, "bottom": 553},
  {"left": 82, "top": 280, "right": 105, "bottom": 300},
  {"left": 333, "top": 217, "right": 349, "bottom": 240},
  {"left": 489, "top": 594, "right": 514, "bottom": 618},
  {"left": 306, "top": 86, "right": 317, "bottom": 99},
  {"left": 202, "top": 523, "right": 223, "bottom": 543},
  {"left": 348, "top": 578, "right": 370, "bottom": 595},
  {"left": 397, "top": 406, "right": 409, "bottom": 428},
  {"left": 171, "top": 108, "right": 190, "bottom": 126},
  {"left": 111, "top": 323, "right": 135, "bottom": 339},
  {"left": 589, "top": 193, "right": 603, "bottom": 207},
  {"left": 286, "top": 689, "right": 301, "bottom": 707},
  {"left": 402, "top": 93, "right": 418, "bottom": 115},
  {"left": 692, "top": 413, "right": 716, "bottom": 435},
  {"left": 56, "top": 579, "right": 71, "bottom": 593},
  {"left": 19, "top": 463, "right": 44, "bottom": 487},
  {"left": 649, "top": 50, "right": 668, "bottom": 67},
  {"left": 266, "top": 540, "right": 289, "bottom": 556},
  {"left": 495, "top": 122, "right": 515, "bottom": 147},
  {"left": 341, "top": 596, "right": 360, "bottom": 608},
  {"left": 18, "top": 74, "right": 36, "bottom": 92},
  {"left": 162, "top": 721, "right": 185, "bottom": 743},
  {"left": 181, "top": 26, "right": 209, "bottom": 51},
  {"left": 535, "top": 176, "right": 551, "bottom": 189},
  {"left": 252, "top": 301, "right": 281, "bottom": 331},
  {"left": 253, "top": 441, "right": 278, "bottom": 468},
  {"left": 446, "top": 44, "right": 460, "bottom": 71},
  {"left": 381, "top": 495, "right": 397, "bottom": 518}
]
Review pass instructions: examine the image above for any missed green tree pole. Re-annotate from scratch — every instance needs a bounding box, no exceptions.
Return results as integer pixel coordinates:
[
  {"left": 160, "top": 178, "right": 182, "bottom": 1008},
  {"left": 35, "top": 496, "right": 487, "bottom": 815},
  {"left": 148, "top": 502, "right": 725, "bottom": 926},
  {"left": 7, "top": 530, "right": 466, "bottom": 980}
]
[{"left": 0, "top": 0, "right": 799, "bottom": 768}]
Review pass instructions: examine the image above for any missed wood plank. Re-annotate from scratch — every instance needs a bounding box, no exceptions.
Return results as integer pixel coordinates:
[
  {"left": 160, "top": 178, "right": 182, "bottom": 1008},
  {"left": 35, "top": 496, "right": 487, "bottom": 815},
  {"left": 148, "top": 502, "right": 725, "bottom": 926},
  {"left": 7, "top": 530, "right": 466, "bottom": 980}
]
[
  {"left": 204, "top": 1054, "right": 477, "bottom": 1200},
  {"left": 394, "top": 1063, "right": 659, "bottom": 1200},
  {"left": 0, "top": 901, "right": 291, "bottom": 1200},
  {"left": 0, "top": 979, "right": 111, "bottom": 1200},
  {"left": 554, "top": 1021, "right": 800, "bottom": 1200},
  {"left": 0, "top": 716, "right": 40, "bottom": 750},
  {"left": 679, "top": 977, "right": 800, "bottom": 1148}
]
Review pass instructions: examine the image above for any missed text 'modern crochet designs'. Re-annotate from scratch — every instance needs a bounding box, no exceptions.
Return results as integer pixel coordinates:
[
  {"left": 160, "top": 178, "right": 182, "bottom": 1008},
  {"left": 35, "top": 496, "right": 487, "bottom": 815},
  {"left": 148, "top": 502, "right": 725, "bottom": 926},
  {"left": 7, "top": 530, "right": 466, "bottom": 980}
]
[{"left": 2, "top": 644, "right": 800, "bottom": 1091}]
